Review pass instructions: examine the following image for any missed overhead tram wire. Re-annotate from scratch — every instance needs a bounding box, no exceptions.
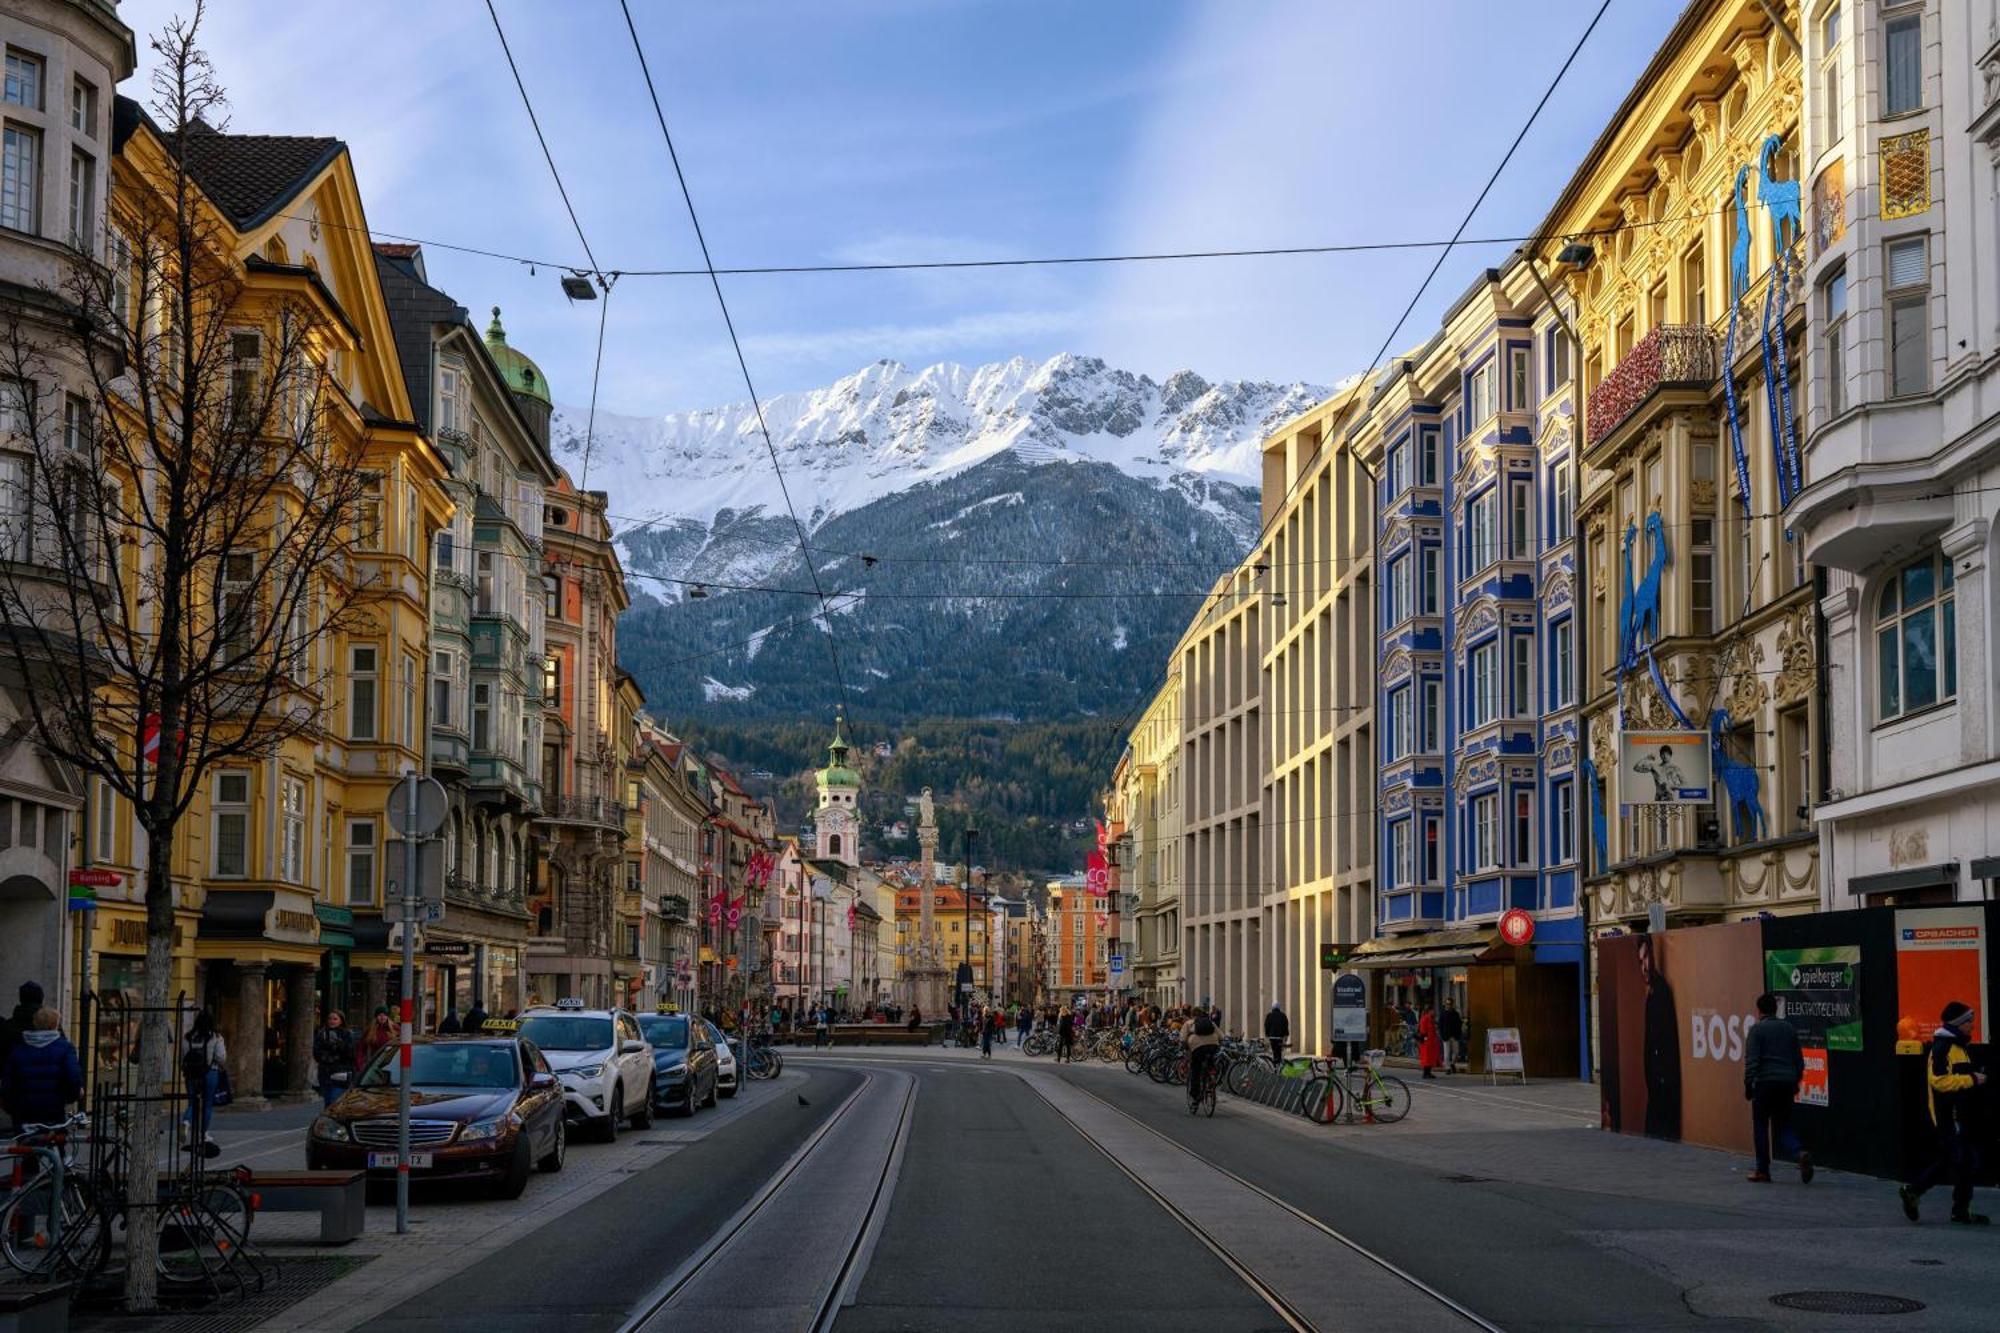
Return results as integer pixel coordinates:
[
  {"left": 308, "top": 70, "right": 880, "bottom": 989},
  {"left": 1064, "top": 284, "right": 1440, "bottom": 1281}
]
[
  {"left": 617, "top": 0, "right": 849, "bottom": 706},
  {"left": 1077, "top": 0, "right": 1616, "bottom": 787},
  {"left": 484, "top": 0, "right": 621, "bottom": 483}
]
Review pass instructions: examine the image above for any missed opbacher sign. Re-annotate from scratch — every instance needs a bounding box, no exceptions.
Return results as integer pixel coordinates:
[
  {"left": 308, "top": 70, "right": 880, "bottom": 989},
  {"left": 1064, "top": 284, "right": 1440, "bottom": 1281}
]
[{"left": 1764, "top": 945, "right": 1861, "bottom": 1052}]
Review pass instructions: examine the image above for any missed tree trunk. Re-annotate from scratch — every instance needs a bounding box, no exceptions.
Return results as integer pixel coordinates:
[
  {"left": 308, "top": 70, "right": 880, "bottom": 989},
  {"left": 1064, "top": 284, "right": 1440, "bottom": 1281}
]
[{"left": 122, "top": 831, "right": 176, "bottom": 1311}]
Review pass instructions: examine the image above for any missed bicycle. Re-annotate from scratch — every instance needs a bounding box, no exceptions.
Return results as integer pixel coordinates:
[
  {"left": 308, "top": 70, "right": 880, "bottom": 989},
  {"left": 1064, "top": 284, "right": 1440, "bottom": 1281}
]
[
  {"left": 1187, "top": 1054, "right": 1221, "bottom": 1117},
  {"left": 1, "top": 1113, "right": 107, "bottom": 1281},
  {"left": 1300, "top": 1054, "right": 1410, "bottom": 1124}
]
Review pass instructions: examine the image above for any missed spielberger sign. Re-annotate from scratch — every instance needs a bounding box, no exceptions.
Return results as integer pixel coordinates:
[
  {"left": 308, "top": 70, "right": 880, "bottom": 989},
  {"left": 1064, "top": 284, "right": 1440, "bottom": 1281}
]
[{"left": 1764, "top": 945, "right": 1861, "bottom": 1052}]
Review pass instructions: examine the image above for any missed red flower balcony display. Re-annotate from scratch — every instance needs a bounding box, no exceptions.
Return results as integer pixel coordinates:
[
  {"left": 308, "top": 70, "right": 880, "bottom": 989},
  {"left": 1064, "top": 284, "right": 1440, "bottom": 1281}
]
[{"left": 1587, "top": 324, "right": 1716, "bottom": 447}]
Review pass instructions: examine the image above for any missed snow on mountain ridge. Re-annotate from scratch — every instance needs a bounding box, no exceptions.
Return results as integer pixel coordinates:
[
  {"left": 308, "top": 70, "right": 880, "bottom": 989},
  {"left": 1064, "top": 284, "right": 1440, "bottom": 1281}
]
[{"left": 551, "top": 353, "right": 1327, "bottom": 535}]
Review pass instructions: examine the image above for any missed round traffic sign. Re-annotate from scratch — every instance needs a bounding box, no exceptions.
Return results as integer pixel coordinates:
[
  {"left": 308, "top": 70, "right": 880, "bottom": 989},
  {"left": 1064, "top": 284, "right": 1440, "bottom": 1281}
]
[
  {"left": 388, "top": 774, "right": 448, "bottom": 838},
  {"left": 1498, "top": 908, "right": 1536, "bottom": 947}
]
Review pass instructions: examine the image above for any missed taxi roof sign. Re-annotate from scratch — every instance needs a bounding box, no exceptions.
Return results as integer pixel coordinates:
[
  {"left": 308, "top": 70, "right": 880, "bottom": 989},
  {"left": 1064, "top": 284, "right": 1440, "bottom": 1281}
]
[
  {"left": 481, "top": 1018, "right": 521, "bottom": 1032},
  {"left": 554, "top": 997, "right": 586, "bottom": 1009}
]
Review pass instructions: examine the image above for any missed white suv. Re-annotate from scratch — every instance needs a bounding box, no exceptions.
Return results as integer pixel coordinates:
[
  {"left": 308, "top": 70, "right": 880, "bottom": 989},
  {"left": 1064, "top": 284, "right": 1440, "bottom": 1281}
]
[{"left": 517, "top": 1001, "right": 654, "bottom": 1141}]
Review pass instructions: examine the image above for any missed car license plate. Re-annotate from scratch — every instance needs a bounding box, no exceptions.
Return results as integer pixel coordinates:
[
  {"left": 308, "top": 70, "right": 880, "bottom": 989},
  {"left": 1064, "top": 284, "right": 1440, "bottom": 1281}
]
[{"left": 367, "top": 1151, "right": 433, "bottom": 1169}]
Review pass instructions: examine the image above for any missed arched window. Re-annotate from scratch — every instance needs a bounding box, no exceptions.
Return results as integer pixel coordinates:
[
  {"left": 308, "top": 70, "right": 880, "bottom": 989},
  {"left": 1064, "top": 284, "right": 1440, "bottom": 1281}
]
[
  {"left": 1877, "top": 551, "right": 1956, "bottom": 719},
  {"left": 829, "top": 834, "right": 842, "bottom": 856}
]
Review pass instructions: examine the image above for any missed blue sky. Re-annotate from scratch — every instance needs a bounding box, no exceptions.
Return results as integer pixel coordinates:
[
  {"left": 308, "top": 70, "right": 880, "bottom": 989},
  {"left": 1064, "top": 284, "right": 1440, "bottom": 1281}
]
[{"left": 122, "top": 1, "right": 1680, "bottom": 416}]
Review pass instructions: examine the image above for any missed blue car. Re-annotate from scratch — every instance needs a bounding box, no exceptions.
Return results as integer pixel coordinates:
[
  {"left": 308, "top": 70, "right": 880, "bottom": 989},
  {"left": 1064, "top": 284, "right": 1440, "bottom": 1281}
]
[{"left": 639, "top": 1013, "right": 718, "bottom": 1116}]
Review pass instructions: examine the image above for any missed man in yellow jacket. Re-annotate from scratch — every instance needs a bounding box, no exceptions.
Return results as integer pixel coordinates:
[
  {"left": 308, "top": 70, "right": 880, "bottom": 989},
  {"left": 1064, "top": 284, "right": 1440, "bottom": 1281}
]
[{"left": 1899, "top": 1001, "right": 1987, "bottom": 1225}]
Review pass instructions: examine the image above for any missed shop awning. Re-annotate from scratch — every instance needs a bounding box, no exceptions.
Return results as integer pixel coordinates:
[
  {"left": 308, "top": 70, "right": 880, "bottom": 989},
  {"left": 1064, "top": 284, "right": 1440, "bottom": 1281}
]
[{"left": 1346, "top": 928, "right": 1510, "bottom": 969}]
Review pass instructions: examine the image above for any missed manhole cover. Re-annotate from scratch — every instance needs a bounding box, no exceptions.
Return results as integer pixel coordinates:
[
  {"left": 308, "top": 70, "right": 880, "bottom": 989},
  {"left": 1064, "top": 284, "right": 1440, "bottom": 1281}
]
[
  {"left": 1439, "top": 1173, "right": 1494, "bottom": 1184},
  {"left": 1770, "top": 1291, "right": 1926, "bottom": 1315}
]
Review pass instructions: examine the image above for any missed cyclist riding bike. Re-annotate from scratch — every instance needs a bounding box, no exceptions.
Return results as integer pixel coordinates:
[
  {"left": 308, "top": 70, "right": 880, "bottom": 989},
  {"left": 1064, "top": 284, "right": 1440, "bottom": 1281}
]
[{"left": 1184, "top": 1008, "right": 1221, "bottom": 1108}]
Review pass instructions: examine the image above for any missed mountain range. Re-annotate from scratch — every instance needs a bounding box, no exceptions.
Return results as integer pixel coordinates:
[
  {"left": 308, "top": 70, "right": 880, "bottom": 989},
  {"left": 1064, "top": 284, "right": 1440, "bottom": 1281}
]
[{"left": 552, "top": 353, "right": 1329, "bottom": 722}]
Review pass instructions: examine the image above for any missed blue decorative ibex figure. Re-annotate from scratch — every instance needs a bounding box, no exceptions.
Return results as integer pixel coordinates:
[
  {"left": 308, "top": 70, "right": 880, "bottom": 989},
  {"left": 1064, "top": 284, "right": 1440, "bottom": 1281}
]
[
  {"left": 1628, "top": 512, "right": 1668, "bottom": 656},
  {"left": 1709, "top": 708, "right": 1766, "bottom": 842},
  {"left": 1758, "top": 133, "right": 1801, "bottom": 250}
]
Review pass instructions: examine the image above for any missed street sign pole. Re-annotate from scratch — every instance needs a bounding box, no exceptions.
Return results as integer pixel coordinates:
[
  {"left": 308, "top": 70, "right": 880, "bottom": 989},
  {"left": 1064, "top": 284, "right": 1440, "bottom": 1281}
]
[
  {"left": 387, "top": 772, "right": 445, "bottom": 1237},
  {"left": 396, "top": 775, "right": 415, "bottom": 1235}
]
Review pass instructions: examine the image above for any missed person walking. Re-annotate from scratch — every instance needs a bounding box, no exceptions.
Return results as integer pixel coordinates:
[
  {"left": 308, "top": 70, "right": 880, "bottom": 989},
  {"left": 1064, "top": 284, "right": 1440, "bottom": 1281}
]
[
  {"left": 980, "top": 1009, "right": 996, "bottom": 1060},
  {"left": 312, "top": 1010, "right": 357, "bottom": 1108},
  {"left": 180, "top": 1009, "right": 227, "bottom": 1150},
  {"left": 1056, "top": 1008, "right": 1076, "bottom": 1063},
  {"left": 1900, "top": 1001, "right": 1988, "bottom": 1225},
  {"left": 1, "top": 1007, "right": 82, "bottom": 1132},
  {"left": 0, "top": 981, "right": 46, "bottom": 1129},
  {"left": 1264, "top": 1002, "right": 1290, "bottom": 1065},
  {"left": 462, "top": 1000, "right": 489, "bottom": 1033},
  {"left": 1439, "top": 1000, "right": 1466, "bottom": 1074},
  {"left": 1418, "top": 1005, "right": 1443, "bottom": 1079},
  {"left": 814, "top": 1005, "right": 830, "bottom": 1049},
  {"left": 360, "top": 1007, "right": 395, "bottom": 1070},
  {"left": 1017, "top": 1006, "right": 1032, "bottom": 1047},
  {"left": 1743, "top": 992, "right": 1811, "bottom": 1184}
]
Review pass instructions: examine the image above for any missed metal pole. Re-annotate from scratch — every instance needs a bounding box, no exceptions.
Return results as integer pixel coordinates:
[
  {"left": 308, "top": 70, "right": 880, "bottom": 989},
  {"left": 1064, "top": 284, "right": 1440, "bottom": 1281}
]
[{"left": 396, "top": 777, "right": 416, "bottom": 1235}]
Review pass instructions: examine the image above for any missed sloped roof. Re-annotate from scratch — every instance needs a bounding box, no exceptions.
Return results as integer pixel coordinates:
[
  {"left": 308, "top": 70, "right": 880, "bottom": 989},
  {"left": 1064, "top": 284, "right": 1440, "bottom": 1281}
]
[{"left": 164, "top": 116, "right": 344, "bottom": 230}]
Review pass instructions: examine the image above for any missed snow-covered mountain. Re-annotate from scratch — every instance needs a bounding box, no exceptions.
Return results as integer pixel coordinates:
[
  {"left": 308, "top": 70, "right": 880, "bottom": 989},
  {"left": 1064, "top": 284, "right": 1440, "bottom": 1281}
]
[
  {"left": 552, "top": 353, "right": 1328, "bottom": 590},
  {"left": 568, "top": 353, "right": 1330, "bottom": 722}
]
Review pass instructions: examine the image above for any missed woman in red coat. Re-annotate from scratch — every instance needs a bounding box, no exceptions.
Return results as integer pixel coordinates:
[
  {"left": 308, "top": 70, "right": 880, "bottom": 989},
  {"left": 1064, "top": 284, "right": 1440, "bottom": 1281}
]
[{"left": 1418, "top": 1006, "right": 1443, "bottom": 1079}]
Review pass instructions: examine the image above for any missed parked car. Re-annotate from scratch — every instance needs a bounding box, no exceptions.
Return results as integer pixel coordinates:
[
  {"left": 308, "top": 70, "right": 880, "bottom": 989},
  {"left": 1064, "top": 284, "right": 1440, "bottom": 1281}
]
[
  {"left": 517, "top": 1000, "right": 654, "bottom": 1141},
  {"left": 306, "top": 1033, "right": 565, "bottom": 1198},
  {"left": 701, "top": 1018, "right": 738, "bottom": 1098},
  {"left": 638, "top": 1012, "right": 718, "bottom": 1115}
]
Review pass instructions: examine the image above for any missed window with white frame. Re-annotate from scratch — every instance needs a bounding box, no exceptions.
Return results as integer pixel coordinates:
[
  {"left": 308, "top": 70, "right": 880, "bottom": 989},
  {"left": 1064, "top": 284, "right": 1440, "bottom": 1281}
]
[
  {"left": 1508, "top": 346, "right": 1530, "bottom": 411},
  {"left": 472, "top": 681, "right": 491, "bottom": 750},
  {"left": 1882, "top": 6, "right": 1921, "bottom": 116},
  {"left": 1512, "top": 634, "right": 1533, "bottom": 717},
  {"left": 66, "top": 148, "right": 92, "bottom": 250},
  {"left": 1389, "top": 818, "right": 1412, "bottom": 888},
  {"left": 1421, "top": 678, "right": 1441, "bottom": 752},
  {"left": 345, "top": 818, "right": 377, "bottom": 906},
  {"left": 1876, "top": 550, "right": 1954, "bottom": 720},
  {"left": 432, "top": 649, "right": 454, "bottom": 728},
  {"left": 1508, "top": 479, "right": 1532, "bottom": 559},
  {"left": 1822, "top": 265, "right": 1847, "bottom": 416},
  {"left": 1513, "top": 790, "right": 1533, "bottom": 865},
  {"left": 1387, "top": 552, "right": 1411, "bottom": 626},
  {"left": 1389, "top": 683, "right": 1412, "bottom": 760},
  {"left": 1886, "top": 237, "right": 1928, "bottom": 396},
  {"left": 1552, "top": 459, "right": 1573, "bottom": 542},
  {"left": 1690, "top": 519, "right": 1716, "bottom": 635},
  {"left": 476, "top": 550, "right": 495, "bottom": 613},
  {"left": 357, "top": 472, "right": 383, "bottom": 547},
  {"left": 1419, "top": 429, "right": 1440, "bottom": 486},
  {"left": 93, "top": 776, "right": 115, "bottom": 863},
  {"left": 1384, "top": 440, "right": 1406, "bottom": 499},
  {"left": 1552, "top": 619, "right": 1573, "bottom": 708},
  {"left": 1467, "top": 490, "right": 1497, "bottom": 573},
  {"left": 1469, "top": 641, "right": 1498, "bottom": 727},
  {"left": 218, "top": 551, "right": 255, "bottom": 661},
  {"left": 1553, "top": 780, "right": 1575, "bottom": 864},
  {"left": 401, "top": 651, "right": 417, "bottom": 746},
  {"left": 1468, "top": 363, "right": 1495, "bottom": 426},
  {"left": 212, "top": 772, "right": 250, "bottom": 877},
  {"left": 3, "top": 51, "right": 41, "bottom": 108},
  {"left": 1819, "top": 5, "right": 1842, "bottom": 144},
  {"left": 280, "top": 774, "right": 306, "bottom": 883},
  {"left": 348, "top": 644, "right": 378, "bottom": 740},
  {"left": 1471, "top": 793, "right": 1498, "bottom": 870},
  {"left": 70, "top": 76, "right": 95, "bottom": 137},
  {"left": 1420, "top": 545, "right": 1440, "bottom": 616},
  {"left": 2, "top": 122, "right": 40, "bottom": 234},
  {"left": 437, "top": 364, "right": 462, "bottom": 436}
]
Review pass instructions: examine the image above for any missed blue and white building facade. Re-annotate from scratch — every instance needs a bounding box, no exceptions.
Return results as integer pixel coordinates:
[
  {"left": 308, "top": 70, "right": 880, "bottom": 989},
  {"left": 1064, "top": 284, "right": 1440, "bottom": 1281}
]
[{"left": 1351, "top": 262, "right": 1589, "bottom": 1079}]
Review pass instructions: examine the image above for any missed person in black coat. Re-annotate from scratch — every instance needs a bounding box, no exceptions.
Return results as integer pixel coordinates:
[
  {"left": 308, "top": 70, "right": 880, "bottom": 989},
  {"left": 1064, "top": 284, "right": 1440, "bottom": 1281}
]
[
  {"left": 1439, "top": 1001, "right": 1466, "bottom": 1073},
  {"left": 1264, "top": 1003, "right": 1290, "bottom": 1064},
  {"left": 1742, "top": 991, "right": 1809, "bottom": 1183},
  {"left": 2, "top": 1007, "right": 83, "bottom": 1130},
  {"left": 462, "top": 1002, "right": 489, "bottom": 1032}
]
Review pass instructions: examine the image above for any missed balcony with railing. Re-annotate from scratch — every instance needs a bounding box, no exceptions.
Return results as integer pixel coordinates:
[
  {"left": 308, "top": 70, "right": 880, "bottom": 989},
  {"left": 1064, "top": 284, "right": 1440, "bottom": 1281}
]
[
  {"left": 661, "top": 894, "right": 691, "bottom": 923},
  {"left": 1586, "top": 324, "right": 1716, "bottom": 449},
  {"left": 541, "top": 794, "right": 627, "bottom": 831}
]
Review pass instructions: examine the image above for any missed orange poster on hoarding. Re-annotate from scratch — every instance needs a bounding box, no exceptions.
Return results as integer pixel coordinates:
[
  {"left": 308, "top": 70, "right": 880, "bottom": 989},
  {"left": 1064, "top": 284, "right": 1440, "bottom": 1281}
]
[{"left": 1895, "top": 908, "right": 1987, "bottom": 1046}]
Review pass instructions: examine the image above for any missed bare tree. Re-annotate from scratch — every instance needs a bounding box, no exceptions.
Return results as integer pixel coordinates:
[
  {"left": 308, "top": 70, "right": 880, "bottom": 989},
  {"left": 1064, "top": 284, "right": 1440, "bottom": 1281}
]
[{"left": 0, "top": 5, "right": 377, "bottom": 1307}]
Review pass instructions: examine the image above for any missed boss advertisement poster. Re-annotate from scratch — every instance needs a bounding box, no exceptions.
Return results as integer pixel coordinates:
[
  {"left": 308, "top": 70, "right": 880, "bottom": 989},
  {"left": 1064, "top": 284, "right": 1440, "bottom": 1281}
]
[{"left": 1764, "top": 945, "right": 1862, "bottom": 1052}]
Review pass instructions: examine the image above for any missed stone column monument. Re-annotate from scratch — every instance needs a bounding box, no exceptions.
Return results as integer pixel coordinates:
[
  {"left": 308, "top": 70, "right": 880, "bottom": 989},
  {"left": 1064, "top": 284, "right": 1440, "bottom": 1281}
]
[{"left": 905, "top": 788, "right": 949, "bottom": 1019}]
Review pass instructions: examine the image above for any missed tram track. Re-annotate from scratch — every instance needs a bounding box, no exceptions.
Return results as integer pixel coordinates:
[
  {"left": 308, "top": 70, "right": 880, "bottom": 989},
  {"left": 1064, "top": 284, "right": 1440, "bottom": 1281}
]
[
  {"left": 1030, "top": 1073, "right": 1504, "bottom": 1332},
  {"left": 618, "top": 1066, "right": 918, "bottom": 1333}
]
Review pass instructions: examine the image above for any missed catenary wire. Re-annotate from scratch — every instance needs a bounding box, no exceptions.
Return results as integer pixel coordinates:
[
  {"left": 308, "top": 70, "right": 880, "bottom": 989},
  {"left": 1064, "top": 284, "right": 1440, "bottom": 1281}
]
[
  {"left": 482, "top": 0, "right": 603, "bottom": 278},
  {"left": 618, "top": 0, "right": 850, "bottom": 710}
]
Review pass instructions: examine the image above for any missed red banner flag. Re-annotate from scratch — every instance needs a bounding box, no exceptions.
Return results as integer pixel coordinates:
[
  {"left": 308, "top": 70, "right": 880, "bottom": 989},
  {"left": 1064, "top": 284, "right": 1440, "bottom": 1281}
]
[{"left": 1086, "top": 848, "right": 1108, "bottom": 897}]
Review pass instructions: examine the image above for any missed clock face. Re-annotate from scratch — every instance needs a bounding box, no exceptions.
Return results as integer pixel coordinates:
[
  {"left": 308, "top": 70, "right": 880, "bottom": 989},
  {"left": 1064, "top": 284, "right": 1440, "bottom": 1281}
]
[{"left": 823, "top": 807, "right": 851, "bottom": 832}]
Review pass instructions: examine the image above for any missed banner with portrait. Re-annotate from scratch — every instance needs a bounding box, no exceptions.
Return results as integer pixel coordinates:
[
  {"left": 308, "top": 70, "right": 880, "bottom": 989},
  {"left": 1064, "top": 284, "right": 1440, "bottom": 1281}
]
[{"left": 1617, "top": 729, "right": 1713, "bottom": 804}]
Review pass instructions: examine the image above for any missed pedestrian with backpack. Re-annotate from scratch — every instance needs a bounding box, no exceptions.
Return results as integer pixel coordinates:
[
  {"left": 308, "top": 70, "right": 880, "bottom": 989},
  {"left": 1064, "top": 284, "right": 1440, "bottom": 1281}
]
[
  {"left": 180, "top": 1009, "right": 227, "bottom": 1151},
  {"left": 1900, "top": 1001, "right": 1989, "bottom": 1225}
]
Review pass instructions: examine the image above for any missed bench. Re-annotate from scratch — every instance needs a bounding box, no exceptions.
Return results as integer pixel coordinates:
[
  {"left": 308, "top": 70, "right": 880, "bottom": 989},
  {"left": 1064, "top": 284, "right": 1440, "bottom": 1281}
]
[
  {"left": 0, "top": 1283, "right": 71, "bottom": 1333},
  {"left": 246, "top": 1170, "right": 366, "bottom": 1244}
]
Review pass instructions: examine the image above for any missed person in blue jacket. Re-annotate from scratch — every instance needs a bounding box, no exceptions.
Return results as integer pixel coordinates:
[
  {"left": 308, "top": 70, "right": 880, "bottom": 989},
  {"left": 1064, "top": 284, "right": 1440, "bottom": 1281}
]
[{"left": 1, "top": 1007, "right": 84, "bottom": 1130}]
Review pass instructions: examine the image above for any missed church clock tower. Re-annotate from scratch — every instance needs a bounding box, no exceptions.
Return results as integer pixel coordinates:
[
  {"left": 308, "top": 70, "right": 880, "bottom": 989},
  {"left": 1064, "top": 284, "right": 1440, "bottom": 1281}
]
[{"left": 815, "top": 712, "right": 862, "bottom": 868}]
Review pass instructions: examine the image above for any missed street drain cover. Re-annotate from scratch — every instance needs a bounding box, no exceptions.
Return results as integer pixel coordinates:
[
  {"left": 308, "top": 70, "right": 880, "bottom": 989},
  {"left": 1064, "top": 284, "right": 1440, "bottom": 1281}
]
[
  {"left": 1770, "top": 1292, "right": 1925, "bottom": 1315},
  {"left": 1439, "top": 1174, "right": 1494, "bottom": 1184}
]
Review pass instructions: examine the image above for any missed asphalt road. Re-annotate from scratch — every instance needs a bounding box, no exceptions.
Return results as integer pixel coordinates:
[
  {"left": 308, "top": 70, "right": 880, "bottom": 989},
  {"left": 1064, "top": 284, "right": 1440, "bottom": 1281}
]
[{"left": 338, "top": 1051, "right": 1995, "bottom": 1332}]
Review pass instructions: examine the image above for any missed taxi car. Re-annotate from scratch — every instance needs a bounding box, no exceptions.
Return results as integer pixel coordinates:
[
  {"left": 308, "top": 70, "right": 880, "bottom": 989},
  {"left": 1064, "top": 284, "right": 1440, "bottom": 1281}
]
[
  {"left": 700, "top": 1017, "right": 739, "bottom": 1098},
  {"left": 306, "top": 1029, "right": 565, "bottom": 1198},
  {"left": 516, "top": 1000, "right": 654, "bottom": 1141},
  {"left": 638, "top": 1011, "right": 719, "bottom": 1116}
]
